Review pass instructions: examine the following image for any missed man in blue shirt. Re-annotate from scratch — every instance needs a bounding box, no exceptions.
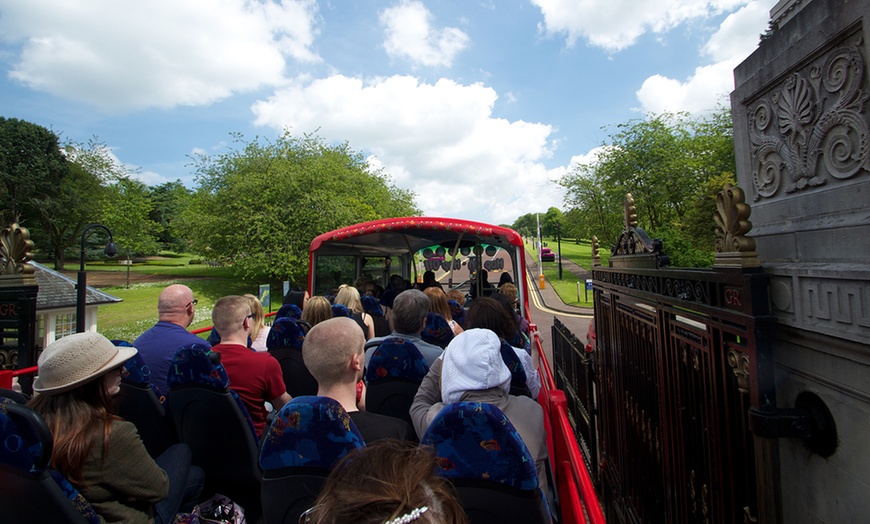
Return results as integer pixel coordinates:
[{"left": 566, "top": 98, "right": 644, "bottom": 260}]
[
  {"left": 134, "top": 284, "right": 210, "bottom": 393},
  {"left": 365, "top": 289, "right": 443, "bottom": 368}
]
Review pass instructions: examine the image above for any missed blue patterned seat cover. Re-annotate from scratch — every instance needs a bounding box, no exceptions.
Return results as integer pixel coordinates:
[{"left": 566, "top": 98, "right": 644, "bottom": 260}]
[
  {"left": 167, "top": 344, "right": 258, "bottom": 442},
  {"left": 364, "top": 337, "right": 429, "bottom": 382},
  {"left": 266, "top": 317, "right": 306, "bottom": 350},
  {"left": 421, "top": 401, "right": 539, "bottom": 491},
  {"left": 331, "top": 303, "right": 352, "bottom": 318},
  {"left": 259, "top": 396, "right": 365, "bottom": 471},
  {"left": 421, "top": 312, "right": 454, "bottom": 349},
  {"left": 0, "top": 398, "right": 100, "bottom": 524},
  {"left": 360, "top": 295, "right": 384, "bottom": 317},
  {"left": 276, "top": 303, "right": 303, "bottom": 320},
  {"left": 448, "top": 300, "right": 466, "bottom": 327},
  {"left": 113, "top": 342, "right": 168, "bottom": 403}
]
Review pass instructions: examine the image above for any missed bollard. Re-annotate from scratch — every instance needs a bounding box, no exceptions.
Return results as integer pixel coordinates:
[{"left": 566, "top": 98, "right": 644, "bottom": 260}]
[{"left": 539, "top": 274, "right": 546, "bottom": 290}]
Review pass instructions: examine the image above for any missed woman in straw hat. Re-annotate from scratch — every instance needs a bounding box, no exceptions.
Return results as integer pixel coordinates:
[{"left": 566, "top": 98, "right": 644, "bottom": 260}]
[{"left": 28, "top": 332, "right": 203, "bottom": 524}]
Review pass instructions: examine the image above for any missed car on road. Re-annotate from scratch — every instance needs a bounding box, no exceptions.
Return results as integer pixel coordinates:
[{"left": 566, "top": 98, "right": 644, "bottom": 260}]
[{"left": 541, "top": 247, "right": 555, "bottom": 262}]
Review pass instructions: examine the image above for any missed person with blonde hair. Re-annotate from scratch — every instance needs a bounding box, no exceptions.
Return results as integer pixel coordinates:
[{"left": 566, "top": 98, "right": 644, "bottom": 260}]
[
  {"left": 335, "top": 284, "right": 375, "bottom": 340},
  {"left": 29, "top": 332, "right": 204, "bottom": 523},
  {"left": 301, "top": 296, "right": 333, "bottom": 328},
  {"left": 423, "top": 287, "right": 463, "bottom": 336},
  {"left": 303, "top": 440, "right": 467, "bottom": 524},
  {"left": 244, "top": 293, "right": 271, "bottom": 352}
]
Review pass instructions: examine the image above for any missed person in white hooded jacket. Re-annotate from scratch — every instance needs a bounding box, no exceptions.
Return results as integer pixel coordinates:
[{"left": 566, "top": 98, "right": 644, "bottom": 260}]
[{"left": 409, "top": 328, "right": 550, "bottom": 496}]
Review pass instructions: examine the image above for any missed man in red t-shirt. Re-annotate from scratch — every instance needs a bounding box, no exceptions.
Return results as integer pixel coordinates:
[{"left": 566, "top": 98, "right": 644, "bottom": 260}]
[{"left": 210, "top": 295, "right": 291, "bottom": 436}]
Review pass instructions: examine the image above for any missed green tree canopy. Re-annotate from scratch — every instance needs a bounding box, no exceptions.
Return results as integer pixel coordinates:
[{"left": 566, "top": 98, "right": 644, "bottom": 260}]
[
  {"left": 560, "top": 108, "right": 735, "bottom": 267},
  {"left": 149, "top": 180, "right": 193, "bottom": 252},
  {"left": 102, "top": 178, "right": 161, "bottom": 287},
  {"left": 179, "top": 131, "right": 419, "bottom": 282}
]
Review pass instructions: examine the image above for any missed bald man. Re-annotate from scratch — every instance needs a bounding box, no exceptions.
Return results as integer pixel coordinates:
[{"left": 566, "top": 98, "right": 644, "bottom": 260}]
[
  {"left": 303, "top": 317, "right": 414, "bottom": 444},
  {"left": 134, "top": 284, "right": 211, "bottom": 393}
]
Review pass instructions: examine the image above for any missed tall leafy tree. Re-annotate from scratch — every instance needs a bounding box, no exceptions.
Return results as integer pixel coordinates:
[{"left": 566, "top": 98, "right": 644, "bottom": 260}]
[
  {"left": 560, "top": 108, "right": 735, "bottom": 266},
  {"left": 102, "top": 178, "right": 161, "bottom": 287},
  {"left": 178, "top": 131, "right": 419, "bottom": 281},
  {"left": 149, "top": 180, "right": 192, "bottom": 252},
  {"left": 0, "top": 117, "right": 69, "bottom": 226}
]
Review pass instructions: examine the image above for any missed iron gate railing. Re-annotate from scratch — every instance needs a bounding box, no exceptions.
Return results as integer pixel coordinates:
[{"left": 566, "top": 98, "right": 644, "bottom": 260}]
[{"left": 552, "top": 190, "right": 782, "bottom": 523}]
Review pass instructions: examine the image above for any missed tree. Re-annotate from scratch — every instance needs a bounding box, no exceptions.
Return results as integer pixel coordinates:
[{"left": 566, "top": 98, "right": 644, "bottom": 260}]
[
  {"left": 541, "top": 207, "right": 564, "bottom": 240},
  {"left": 178, "top": 131, "right": 420, "bottom": 282},
  {"left": 102, "top": 178, "right": 161, "bottom": 287},
  {"left": 149, "top": 181, "right": 192, "bottom": 252},
  {"left": 560, "top": 108, "right": 735, "bottom": 266},
  {"left": 510, "top": 213, "right": 538, "bottom": 238},
  {"left": 0, "top": 117, "right": 69, "bottom": 226}
]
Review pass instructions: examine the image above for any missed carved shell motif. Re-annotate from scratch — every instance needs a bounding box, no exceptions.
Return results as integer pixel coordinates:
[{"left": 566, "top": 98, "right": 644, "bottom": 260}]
[
  {"left": 0, "top": 223, "right": 35, "bottom": 276},
  {"left": 714, "top": 186, "right": 756, "bottom": 254}
]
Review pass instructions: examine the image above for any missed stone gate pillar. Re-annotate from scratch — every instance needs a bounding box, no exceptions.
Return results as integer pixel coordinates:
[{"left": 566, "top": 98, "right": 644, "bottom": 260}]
[
  {"left": 0, "top": 223, "right": 39, "bottom": 394},
  {"left": 731, "top": 0, "right": 870, "bottom": 522}
]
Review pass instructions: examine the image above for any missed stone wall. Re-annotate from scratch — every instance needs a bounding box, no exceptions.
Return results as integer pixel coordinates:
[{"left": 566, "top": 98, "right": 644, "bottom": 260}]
[{"left": 731, "top": 0, "right": 870, "bottom": 521}]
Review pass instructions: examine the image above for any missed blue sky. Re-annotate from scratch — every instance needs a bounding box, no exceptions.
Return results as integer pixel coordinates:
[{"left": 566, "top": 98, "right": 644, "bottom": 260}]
[{"left": 0, "top": 0, "right": 775, "bottom": 225}]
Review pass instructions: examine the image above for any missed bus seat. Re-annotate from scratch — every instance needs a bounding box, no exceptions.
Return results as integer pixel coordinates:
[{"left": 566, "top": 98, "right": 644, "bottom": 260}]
[
  {"left": 0, "top": 388, "right": 30, "bottom": 404},
  {"left": 364, "top": 337, "right": 430, "bottom": 427},
  {"left": 167, "top": 344, "right": 261, "bottom": 517},
  {"left": 111, "top": 344, "right": 177, "bottom": 458},
  {"left": 0, "top": 398, "right": 99, "bottom": 524},
  {"left": 422, "top": 312, "right": 454, "bottom": 349},
  {"left": 266, "top": 317, "right": 318, "bottom": 398},
  {"left": 259, "top": 396, "right": 366, "bottom": 524},
  {"left": 499, "top": 340, "right": 532, "bottom": 399},
  {"left": 421, "top": 401, "right": 550, "bottom": 524},
  {"left": 331, "top": 304, "right": 352, "bottom": 318},
  {"left": 275, "top": 303, "right": 303, "bottom": 320}
]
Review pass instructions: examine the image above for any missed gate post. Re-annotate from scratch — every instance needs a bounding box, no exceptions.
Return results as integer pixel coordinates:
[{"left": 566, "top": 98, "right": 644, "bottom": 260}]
[{"left": 0, "top": 223, "right": 39, "bottom": 395}]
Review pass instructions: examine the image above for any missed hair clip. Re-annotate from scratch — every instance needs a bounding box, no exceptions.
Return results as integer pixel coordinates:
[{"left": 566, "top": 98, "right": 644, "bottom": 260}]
[{"left": 385, "top": 506, "right": 429, "bottom": 524}]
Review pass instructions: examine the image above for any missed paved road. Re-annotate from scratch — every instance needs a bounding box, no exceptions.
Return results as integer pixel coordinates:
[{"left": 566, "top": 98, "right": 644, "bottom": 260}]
[{"left": 523, "top": 251, "right": 593, "bottom": 366}]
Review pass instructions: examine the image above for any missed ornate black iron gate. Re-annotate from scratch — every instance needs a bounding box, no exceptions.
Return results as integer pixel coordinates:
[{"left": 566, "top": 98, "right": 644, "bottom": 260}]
[{"left": 568, "top": 189, "right": 783, "bottom": 523}]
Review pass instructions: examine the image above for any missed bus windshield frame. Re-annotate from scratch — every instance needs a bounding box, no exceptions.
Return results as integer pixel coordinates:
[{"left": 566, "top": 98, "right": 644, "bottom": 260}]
[{"left": 308, "top": 217, "right": 528, "bottom": 311}]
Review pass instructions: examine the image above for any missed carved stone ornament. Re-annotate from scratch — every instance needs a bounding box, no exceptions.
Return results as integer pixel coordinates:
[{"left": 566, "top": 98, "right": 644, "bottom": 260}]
[
  {"left": 713, "top": 185, "right": 760, "bottom": 268},
  {"left": 591, "top": 235, "right": 600, "bottom": 267},
  {"left": 727, "top": 348, "right": 751, "bottom": 395},
  {"left": 610, "top": 194, "right": 670, "bottom": 268},
  {"left": 0, "top": 222, "right": 36, "bottom": 285},
  {"left": 748, "top": 38, "right": 869, "bottom": 200}
]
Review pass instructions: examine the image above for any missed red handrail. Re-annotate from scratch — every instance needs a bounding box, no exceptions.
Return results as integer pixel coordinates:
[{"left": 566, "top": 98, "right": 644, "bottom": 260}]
[
  {"left": 530, "top": 315, "right": 606, "bottom": 524},
  {"left": 0, "top": 366, "right": 39, "bottom": 390},
  {"left": 190, "top": 311, "right": 278, "bottom": 336}
]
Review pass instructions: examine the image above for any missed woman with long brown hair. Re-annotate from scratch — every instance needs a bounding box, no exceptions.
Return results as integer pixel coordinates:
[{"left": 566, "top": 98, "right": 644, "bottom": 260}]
[
  {"left": 28, "top": 332, "right": 203, "bottom": 524},
  {"left": 423, "top": 286, "right": 463, "bottom": 336}
]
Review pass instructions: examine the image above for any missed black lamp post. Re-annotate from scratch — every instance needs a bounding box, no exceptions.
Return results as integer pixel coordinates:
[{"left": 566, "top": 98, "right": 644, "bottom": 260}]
[
  {"left": 76, "top": 224, "right": 117, "bottom": 333},
  {"left": 556, "top": 222, "right": 563, "bottom": 280}
]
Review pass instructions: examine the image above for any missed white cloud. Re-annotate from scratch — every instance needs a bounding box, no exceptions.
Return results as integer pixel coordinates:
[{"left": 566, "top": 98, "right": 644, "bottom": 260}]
[
  {"left": 531, "top": 0, "right": 747, "bottom": 52},
  {"left": 635, "top": 0, "right": 774, "bottom": 114},
  {"left": 380, "top": 0, "right": 469, "bottom": 67},
  {"left": 0, "top": 0, "right": 320, "bottom": 112},
  {"left": 251, "top": 74, "right": 562, "bottom": 223}
]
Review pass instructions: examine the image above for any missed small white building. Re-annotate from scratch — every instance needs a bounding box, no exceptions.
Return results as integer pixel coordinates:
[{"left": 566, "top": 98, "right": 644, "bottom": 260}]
[{"left": 32, "top": 261, "right": 122, "bottom": 349}]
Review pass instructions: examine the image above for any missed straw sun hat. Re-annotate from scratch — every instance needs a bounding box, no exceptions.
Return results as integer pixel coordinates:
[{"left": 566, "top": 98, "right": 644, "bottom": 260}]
[{"left": 33, "top": 332, "right": 137, "bottom": 394}]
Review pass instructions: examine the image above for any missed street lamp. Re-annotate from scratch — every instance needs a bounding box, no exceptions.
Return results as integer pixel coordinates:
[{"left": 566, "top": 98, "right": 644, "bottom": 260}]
[
  {"left": 556, "top": 222, "right": 563, "bottom": 280},
  {"left": 76, "top": 224, "right": 117, "bottom": 333}
]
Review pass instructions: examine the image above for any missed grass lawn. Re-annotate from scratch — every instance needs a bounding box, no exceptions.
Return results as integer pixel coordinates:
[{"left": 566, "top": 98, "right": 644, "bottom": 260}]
[
  {"left": 527, "top": 238, "right": 605, "bottom": 308},
  {"left": 74, "top": 253, "right": 282, "bottom": 342}
]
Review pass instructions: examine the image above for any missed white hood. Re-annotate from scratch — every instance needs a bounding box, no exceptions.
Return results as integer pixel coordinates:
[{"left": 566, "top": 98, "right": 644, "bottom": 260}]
[{"left": 441, "top": 328, "right": 511, "bottom": 404}]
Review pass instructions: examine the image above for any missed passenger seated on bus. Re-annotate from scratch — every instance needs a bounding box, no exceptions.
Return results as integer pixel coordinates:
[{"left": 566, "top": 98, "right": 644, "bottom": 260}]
[
  {"left": 303, "top": 317, "right": 415, "bottom": 444},
  {"left": 365, "top": 289, "right": 444, "bottom": 368},
  {"left": 283, "top": 285, "right": 310, "bottom": 309},
  {"left": 134, "top": 284, "right": 210, "bottom": 394},
  {"left": 28, "top": 332, "right": 204, "bottom": 524},
  {"left": 361, "top": 295, "right": 391, "bottom": 337},
  {"left": 498, "top": 271, "right": 514, "bottom": 287},
  {"left": 409, "top": 329, "right": 550, "bottom": 496},
  {"left": 468, "top": 269, "right": 494, "bottom": 300},
  {"left": 467, "top": 297, "right": 540, "bottom": 398},
  {"left": 302, "top": 439, "right": 468, "bottom": 524},
  {"left": 335, "top": 284, "right": 376, "bottom": 340},
  {"left": 209, "top": 295, "right": 291, "bottom": 437},
  {"left": 378, "top": 274, "right": 406, "bottom": 316},
  {"left": 416, "top": 270, "right": 443, "bottom": 291},
  {"left": 424, "top": 287, "right": 464, "bottom": 336},
  {"left": 491, "top": 290, "right": 531, "bottom": 347},
  {"left": 302, "top": 296, "right": 333, "bottom": 328},
  {"left": 244, "top": 293, "right": 271, "bottom": 352}
]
